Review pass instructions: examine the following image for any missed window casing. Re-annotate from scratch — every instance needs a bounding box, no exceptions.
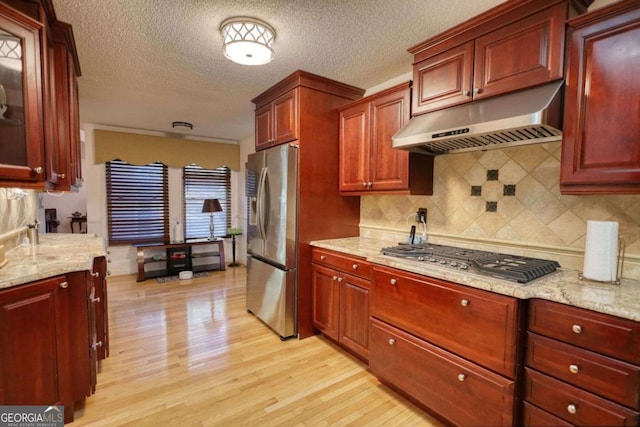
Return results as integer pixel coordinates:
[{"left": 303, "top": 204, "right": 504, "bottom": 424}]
[
  {"left": 183, "top": 165, "right": 231, "bottom": 239},
  {"left": 106, "top": 160, "right": 169, "bottom": 244}
]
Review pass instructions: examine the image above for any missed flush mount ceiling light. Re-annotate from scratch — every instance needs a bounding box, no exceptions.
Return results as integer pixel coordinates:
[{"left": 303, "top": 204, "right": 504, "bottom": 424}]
[
  {"left": 172, "top": 121, "right": 193, "bottom": 130},
  {"left": 220, "top": 17, "right": 275, "bottom": 66}
]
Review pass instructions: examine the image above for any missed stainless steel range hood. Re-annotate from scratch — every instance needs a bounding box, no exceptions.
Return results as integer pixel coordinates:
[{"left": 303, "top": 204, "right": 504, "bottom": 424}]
[{"left": 392, "top": 81, "right": 564, "bottom": 155}]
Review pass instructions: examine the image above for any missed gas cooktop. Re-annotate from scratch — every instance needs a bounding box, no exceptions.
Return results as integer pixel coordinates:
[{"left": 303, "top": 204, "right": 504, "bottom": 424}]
[{"left": 381, "top": 243, "right": 560, "bottom": 284}]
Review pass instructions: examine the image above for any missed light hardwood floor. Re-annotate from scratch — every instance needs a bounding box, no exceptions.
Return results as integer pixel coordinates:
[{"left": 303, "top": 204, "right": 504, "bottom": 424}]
[{"left": 73, "top": 266, "right": 443, "bottom": 426}]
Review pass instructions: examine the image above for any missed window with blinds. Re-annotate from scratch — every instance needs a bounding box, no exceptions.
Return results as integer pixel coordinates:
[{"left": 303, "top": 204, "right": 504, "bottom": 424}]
[
  {"left": 105, "top": 160, "right": 169, "bottom": 244},
  {"left": 183, "top": 165, "right": 231, "bottom": 239}
]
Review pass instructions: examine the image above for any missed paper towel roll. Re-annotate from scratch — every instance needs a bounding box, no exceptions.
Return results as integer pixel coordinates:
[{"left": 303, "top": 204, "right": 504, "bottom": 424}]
[{"left": 583, "top": 220, "right": 619, "bottom": 282}]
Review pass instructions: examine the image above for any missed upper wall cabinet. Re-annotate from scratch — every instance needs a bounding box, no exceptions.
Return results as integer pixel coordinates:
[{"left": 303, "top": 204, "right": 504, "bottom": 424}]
[
  {"left": 0, "top": 3, "right": 45, "bottom": 186},
  {"left": 560, "top": 0, "right": 640, "bottom": 194},
  {"left": 254, "top": 88, "right": 298, "bottom": 151},
  {"left": 409, "top": 0, "right": 568, "bottom": 116},
  {"left": 339, "top": 82, "right": 433, "bottom": 195},
  {"left": 0, "top": 0, "right": 81, "bottom": 190}
]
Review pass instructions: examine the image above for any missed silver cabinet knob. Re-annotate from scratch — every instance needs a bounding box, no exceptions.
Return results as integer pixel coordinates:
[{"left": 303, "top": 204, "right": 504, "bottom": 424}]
[
  {"left": 388, "top": 338, "right": 395, "bottom": 345},
  {"left": 473, "top": 87, "right": 481, "bottom": 95},
  {"left": 90, "top": 296, "right": 101, "bottom": 303},
  {"left": 567, "top": 404, "right": 577, "bottom": 414},
  {"left": 337, "top": 277, "right": 343, "bottom": 283},
  {"left": 362, "top": 182, "right": 367, "bottom": 188},
  {"left": 367, "top": 182, "right": 373, "bottom": 188},
  {"left": 59, "top": 281, "right": 68, "bottom": 289},
  {"left": 390, "top": 278, "right": 397, "bottom": 286},
  {"left": 58, "top": 174, "right": 66, "bottom": 179},
  {"left": 572, "top": 324, "right": 582, "bottom": 334},
  {"left": 320, "top": 255, "right": 326, "bottom": 261},
  {"left": 91, "top": 272, "right": 100, "bottom": 277},
  {"left": 96, "top": 341, "right": 103, "bottom": 347},
  {"left": 332, "top": 276, "right": 338, "bottom": 281},
  {"left": 33, "top": 166, "right": 43, "bottom": 174},
  {"left": 460, "top": 299, "right": 469, "bottom": 307},
  {"left": 352, "top": 263, "right": 358, "bottom": 270},
  {"left": 462, "top": 90, "right": 470, "bottom": 96},
  {"left": 569, "top": 364, "right": 580, "bottom": 374},
  {"left": 457, "top": 373, "right": 466, "bottom": 382}
]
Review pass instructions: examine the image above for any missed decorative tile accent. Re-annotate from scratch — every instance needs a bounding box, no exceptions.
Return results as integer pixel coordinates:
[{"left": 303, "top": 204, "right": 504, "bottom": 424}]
[
  {"left": 487, "top": 169, "right": 499, "bottom": 181},
  {"left": 486, "top": 201, "right": 498, "bottom": 212},
  {"left": 359, "top": 141, "right": 640, "bottom": 262},
  {"left": 503, "top": 185, "right": 516, "bottom": 196}
]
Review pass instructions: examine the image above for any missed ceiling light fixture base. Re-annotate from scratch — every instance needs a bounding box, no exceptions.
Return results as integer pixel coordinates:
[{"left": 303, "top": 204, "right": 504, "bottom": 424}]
[
  {"left": 220, "top": 17, "right": 275, "bottom": 66},
  {"left": 172, "top": 121, "right": 193, "bottom": 130}
]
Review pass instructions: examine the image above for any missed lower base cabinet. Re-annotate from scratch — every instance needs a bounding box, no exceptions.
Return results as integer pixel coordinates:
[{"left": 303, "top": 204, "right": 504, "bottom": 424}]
[{"left": 370, "top": 318, "right": 515, "bottom": 426}]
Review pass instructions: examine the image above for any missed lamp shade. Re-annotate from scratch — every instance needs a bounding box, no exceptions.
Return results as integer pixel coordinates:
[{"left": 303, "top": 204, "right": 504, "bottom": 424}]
[
  {"left": 202, "top": 199, "right": 222, "bottom": 213},
  {"left": 220, "top": 17, "right": 275, "bottom": 66}
]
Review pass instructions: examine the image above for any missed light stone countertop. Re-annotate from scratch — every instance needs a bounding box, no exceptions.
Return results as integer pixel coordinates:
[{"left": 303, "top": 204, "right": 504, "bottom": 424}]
[
  {"left": 0, "top": 233, "right": 107, "bottom": 290},
  {"left": 310, "top": 237, "right": 640, "bottom": 322}
]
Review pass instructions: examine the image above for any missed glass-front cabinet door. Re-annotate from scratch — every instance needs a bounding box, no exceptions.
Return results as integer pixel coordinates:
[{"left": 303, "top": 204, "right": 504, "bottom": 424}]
[{"left": 0, "top": 5, "right": 44, "bottom": 186}]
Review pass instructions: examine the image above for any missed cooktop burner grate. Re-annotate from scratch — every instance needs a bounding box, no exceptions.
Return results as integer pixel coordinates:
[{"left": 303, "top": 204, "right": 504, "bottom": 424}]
[{"left": 381, "top": 243, "right": 560, "bottom": 283}]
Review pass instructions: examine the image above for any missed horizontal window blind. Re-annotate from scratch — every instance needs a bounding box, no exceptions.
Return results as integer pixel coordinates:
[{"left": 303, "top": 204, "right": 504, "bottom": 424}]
[
  {"left": 106, "top": 160, "right": 169, "bottom": 244},
  {"left": 183, "top": 166, "right": 231, "bottom": 240}
]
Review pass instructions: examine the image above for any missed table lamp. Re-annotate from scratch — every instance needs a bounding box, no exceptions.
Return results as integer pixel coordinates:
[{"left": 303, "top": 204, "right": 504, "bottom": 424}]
[{"left": 201, "top": 199, "right": 222, "bottom": 240}]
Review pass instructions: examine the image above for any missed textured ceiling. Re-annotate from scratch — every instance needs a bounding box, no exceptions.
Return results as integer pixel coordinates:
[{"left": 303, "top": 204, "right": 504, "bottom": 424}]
[{"left": 51, "top": 0, "right": 505, "bottom": 142}]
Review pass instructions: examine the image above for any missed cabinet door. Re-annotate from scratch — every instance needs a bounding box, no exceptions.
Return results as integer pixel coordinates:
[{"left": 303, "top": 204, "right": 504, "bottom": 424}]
[
  {"left": 0, "top": 276, "right": 70, "bottom": 407},
  {"left": 412, "top": 41, "right": 473, "bottom": 115},
  {"left": 369, "top": 86, "right": 410, "bottom": 191},
  {"left": 255, "top": 103, "right": 272, "bottom": 150},
  {"left": 0, "top": 5, "right": 45, "bottom": 185},
  {"left": 339, "top": 274, "right": 369, "bottom": 360},
  {"left": 311, "top": 264, "right": 339, "bottom": 340},
  {"left": 272, "top": 89, "right": 298, "bottom": 145},
  {"left": 339, "top": 102, "right": 369, "bottom": 192},
  {"left": 560, "top": 3, "right": 640, "bottom": 194},
  {"left": 93, "top": 256, "right": 109, "bottom": 360},
  {"left": 473, "top": 3, "right": 566, "bottom": 100}
]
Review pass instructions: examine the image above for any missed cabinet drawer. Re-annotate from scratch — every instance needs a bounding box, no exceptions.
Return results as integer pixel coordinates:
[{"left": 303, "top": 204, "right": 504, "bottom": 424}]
[
  {"left": 523, "top": 402, "right": 573, "bottom": 427},
  {"left": 312, "top": 248, "right": 371, "bottom": 280},
  {"left": 370, "top": 318, "right": 515, "bottom": 427},
  {"left": 527, "top": 332, "right": 640, "bottom": 409},
  {"left": 525, "top": 368, "right": 639, "bottom": 426},
  {"left": 371, "top": 266, "right": 520, "bottom": 377},
  {"left": 529, "top": 299, "right": 640, "bottom": 364}
]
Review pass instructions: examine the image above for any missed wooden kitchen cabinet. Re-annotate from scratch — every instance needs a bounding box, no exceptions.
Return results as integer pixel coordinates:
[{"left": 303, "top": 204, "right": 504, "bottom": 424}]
[
  {"left": 371, "top": 318, "right": 516, "bottom": 427},
  {"left": 410, "top": 0, "right": 567, "bottom": 115},
  {"left": 339, "top": 82, "right": 433, "bottom": 195},
  {"left": 93, "top": 256, "right": 109, "bottom": 360},
  {"left": 255, "top": 88, "right": 298, "bottom": 151},
  {"left": 560, "top": 0, "right": 640, "bottom": 194},
  {"left": 0, "top": 3, "right": 46, "bottom": 187},
  {"left": 524, "top": 299, "right": 640, "bottom": 425},
  {"left": 0, "top": 275, "right": 73, "bottom": 420},
  {"left": 311, "top": 248, "right": 371, "bottom": 360}
]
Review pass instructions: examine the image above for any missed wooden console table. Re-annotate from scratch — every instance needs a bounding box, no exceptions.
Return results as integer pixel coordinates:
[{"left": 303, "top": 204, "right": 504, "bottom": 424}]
[{"left": 135, "top": 240, "right": 225, "bottom": 282}]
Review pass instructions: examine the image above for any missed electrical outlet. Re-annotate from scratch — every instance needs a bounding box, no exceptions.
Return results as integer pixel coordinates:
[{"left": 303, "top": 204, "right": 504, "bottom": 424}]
[{"left": 416, "top": 208, "right": 427, "bottom": 223}]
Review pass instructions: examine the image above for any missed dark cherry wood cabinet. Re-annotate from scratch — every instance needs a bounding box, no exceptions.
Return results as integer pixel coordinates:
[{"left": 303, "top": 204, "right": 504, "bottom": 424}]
[
  {"left": 253, "top": 71, "right": 364, "bottom": 339},
  {"left": 93, "top": 256, "right": 109, "bottom": 360},
  {"left": 0, "top": 3, "right": 46, "bottom": 187},
  {"left": 560, "top": 0, "right": 640, "bottom": 194},
  {"left": 409, "top": 0, "right": 568, "bottom": 116},
  {"left": 524, "top": 299, "right": 640, "bottom": 426},
  {"left": 369, "top": 265, "right": 522, "bottom": 426},
  {"left": 311, "top": 248, "right": 371, "bottom": 360},
  {"left": 339, "top": 82, "right": 433, "bottom": 195},
  {"left": 254, "top": 88, "right": 298, "bottom": 151}
]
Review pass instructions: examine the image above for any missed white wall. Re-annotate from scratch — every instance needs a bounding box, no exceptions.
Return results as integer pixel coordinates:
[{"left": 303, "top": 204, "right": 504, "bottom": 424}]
[{"left": 82, "top": 124, "right": 246, "bottom": 276}]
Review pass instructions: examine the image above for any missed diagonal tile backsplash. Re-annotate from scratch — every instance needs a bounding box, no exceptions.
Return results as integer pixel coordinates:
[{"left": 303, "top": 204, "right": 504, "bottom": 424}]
[{"left": 361, "top": 142, "right": 640, "bottom": 276}]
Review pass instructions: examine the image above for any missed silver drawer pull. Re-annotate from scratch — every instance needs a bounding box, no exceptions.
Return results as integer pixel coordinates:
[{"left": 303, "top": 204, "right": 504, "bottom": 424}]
[
  {"left": 388, "top": 338, "right": 395, "bottom": 345},
  {"left": 59, "top": 281, "right": 69, "bottom": 289},
  {"left": 460, "top": 299, "right": 469, "bottom": 307},
  {"left": 569, "top": 364, "right": 579, "bottom": 374},
  {"left": 320, "top": 255, "right": 326, "bottom": 261},
  {"left": 352, "top": 263, "right": 358, "bottom": 270},
  {"left": 90, "top": 296, "right": 101, "bottom": 303},
  {"left": 572, "top": 324, "right": 582, "bottom": 334},
  {"left": 457, "top": 373, "right": 466, "bottom": 382},
  {"left": 567, "top": 404, "right": 577, "bottom": 414},
  {"left": 390, "top": 278, "right": 397, "bottom": 286}
]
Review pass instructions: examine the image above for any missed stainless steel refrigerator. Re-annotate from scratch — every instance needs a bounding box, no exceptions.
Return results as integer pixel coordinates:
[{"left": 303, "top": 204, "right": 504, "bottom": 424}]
[{"left": 246, "top": 144, "right": 298, "bottom": 339}]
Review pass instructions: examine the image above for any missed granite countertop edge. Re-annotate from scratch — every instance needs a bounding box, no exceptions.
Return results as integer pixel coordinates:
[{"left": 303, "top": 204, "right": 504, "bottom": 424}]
[
  {"left": 310, "top": 237, "right": 640, "bottom": 322},
  {"left": 0, "top": 234, "right": 107, "bottom": 290}
]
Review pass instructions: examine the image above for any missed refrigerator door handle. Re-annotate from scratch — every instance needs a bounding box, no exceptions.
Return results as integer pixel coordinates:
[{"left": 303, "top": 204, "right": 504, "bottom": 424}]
[{"left": 257, "top": 166, "right": 268, "bottom": 240}]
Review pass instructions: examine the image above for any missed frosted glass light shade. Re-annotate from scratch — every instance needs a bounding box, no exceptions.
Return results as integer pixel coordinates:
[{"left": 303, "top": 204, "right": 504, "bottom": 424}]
[{"left": 220, "top": 17, "right": 275, "bottom": 66}]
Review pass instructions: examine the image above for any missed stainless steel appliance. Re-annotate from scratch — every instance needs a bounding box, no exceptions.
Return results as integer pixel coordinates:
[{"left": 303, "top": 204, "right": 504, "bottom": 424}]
[
  {"left": 381, "top": 243, "right": 560, "bottom": 283},
  {"left": 246, "top": 144, "right": 298, "bottom": 339}
]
